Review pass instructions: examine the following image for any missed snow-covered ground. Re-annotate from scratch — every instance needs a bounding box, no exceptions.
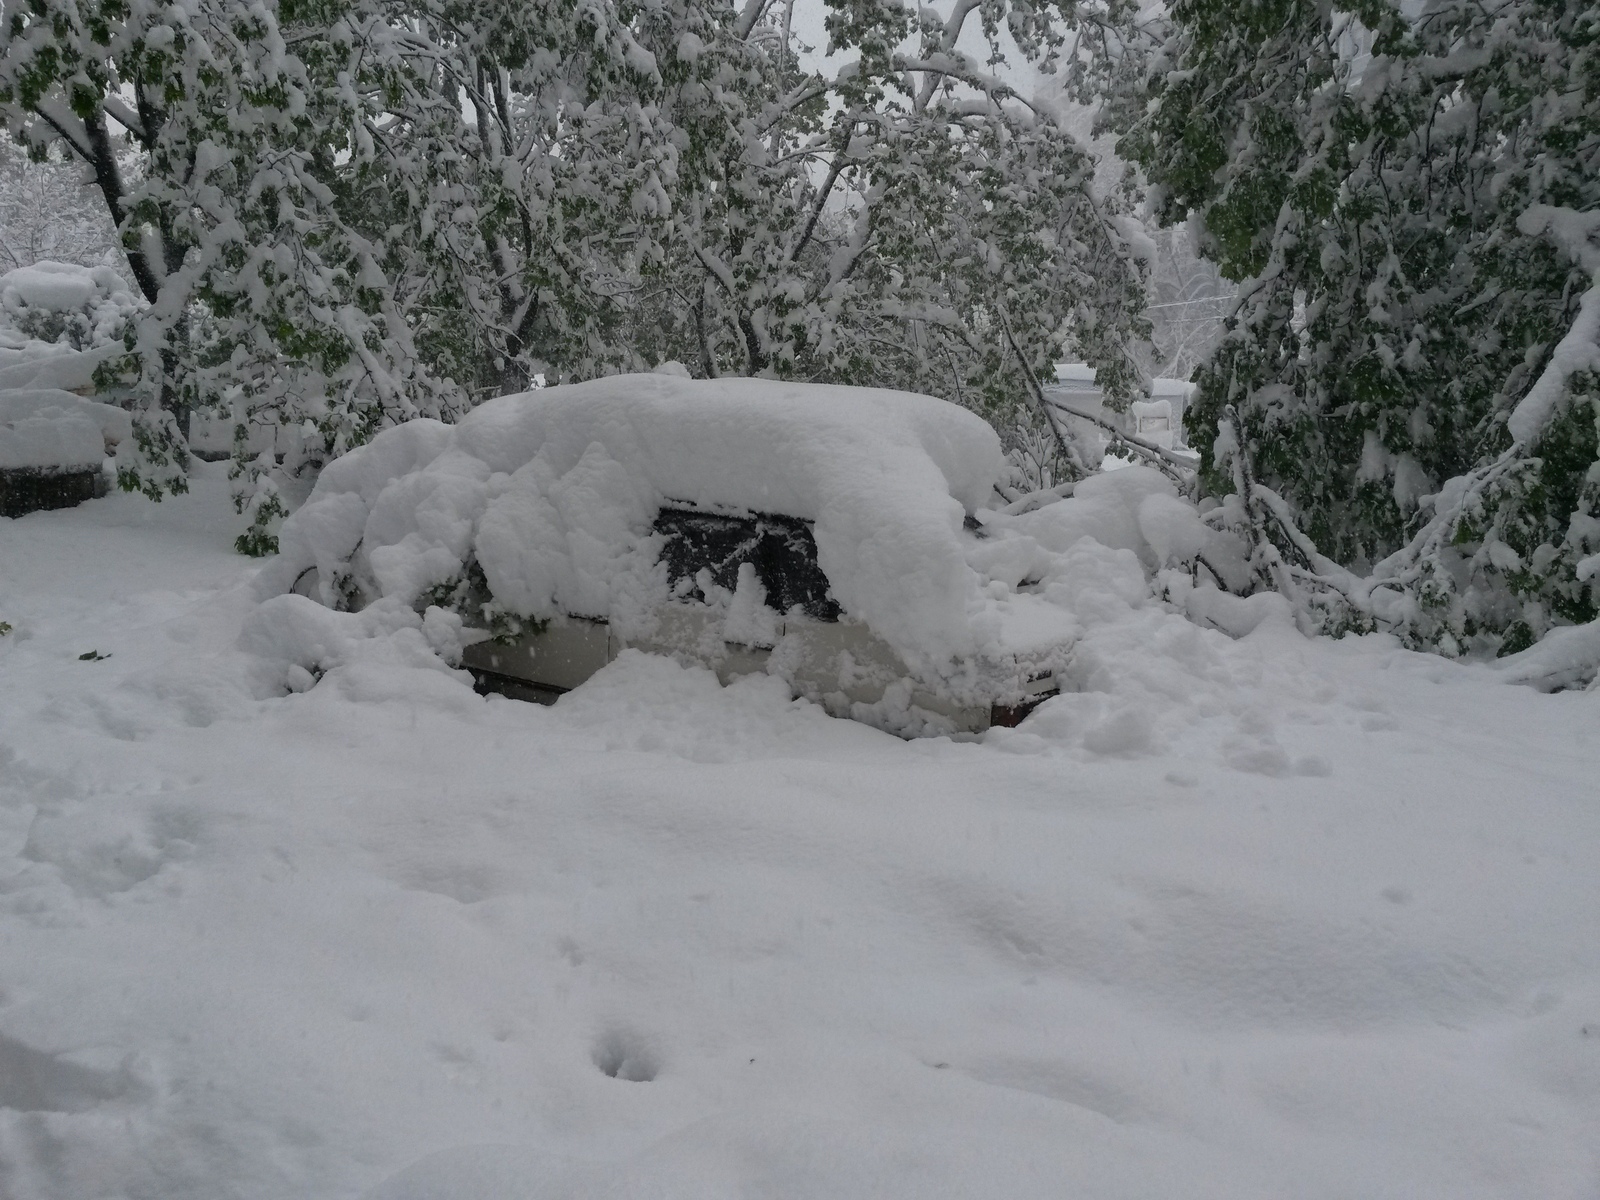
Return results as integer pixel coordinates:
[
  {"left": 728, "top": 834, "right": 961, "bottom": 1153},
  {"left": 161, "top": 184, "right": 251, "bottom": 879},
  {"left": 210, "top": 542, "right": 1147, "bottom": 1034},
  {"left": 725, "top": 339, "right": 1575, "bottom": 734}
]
[{"left": 1, "top": 465, "right": 1597, "bottom": 1199}]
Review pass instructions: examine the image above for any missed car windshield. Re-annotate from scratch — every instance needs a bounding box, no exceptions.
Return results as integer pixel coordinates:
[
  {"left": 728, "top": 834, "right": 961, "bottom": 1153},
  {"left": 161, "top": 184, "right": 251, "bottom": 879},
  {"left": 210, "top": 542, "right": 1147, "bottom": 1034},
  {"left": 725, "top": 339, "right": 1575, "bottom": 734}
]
[{"left": 654, "top": 507, "right": 841, "bottom": 622}]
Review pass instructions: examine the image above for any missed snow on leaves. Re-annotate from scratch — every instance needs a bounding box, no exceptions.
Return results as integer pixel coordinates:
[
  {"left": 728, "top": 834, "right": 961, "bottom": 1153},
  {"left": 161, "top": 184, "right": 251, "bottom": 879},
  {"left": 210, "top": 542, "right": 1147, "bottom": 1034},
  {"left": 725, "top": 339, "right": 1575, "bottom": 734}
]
[
  {"left": 1120, "top": 0, "right": 1600, "bottom": 654},
  {"left": 1, "top": 0, "right": 1153, "bottom": 555}
]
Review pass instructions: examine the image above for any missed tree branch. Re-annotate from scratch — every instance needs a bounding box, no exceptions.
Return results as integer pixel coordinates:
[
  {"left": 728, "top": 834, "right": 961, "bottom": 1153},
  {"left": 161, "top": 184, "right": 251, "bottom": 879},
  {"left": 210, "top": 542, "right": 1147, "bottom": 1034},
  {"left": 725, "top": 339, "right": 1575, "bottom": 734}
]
[{"left": 998, "top": 306, "right": 1087, "bottom": 479}]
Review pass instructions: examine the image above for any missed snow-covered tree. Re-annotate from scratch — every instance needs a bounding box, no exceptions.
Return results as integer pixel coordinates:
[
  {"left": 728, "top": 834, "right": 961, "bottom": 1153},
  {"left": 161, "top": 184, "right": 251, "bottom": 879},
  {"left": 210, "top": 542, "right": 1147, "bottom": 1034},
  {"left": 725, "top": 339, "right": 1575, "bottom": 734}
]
[
  {"left": 1139, "top": 223, "right": 1230, "bottom": 381},
  {"left": 624, "top": 0, "right": 1152, "bottom": 468},
  {"left": 0, "top": 132, "right": 124, "bottom": 271},
  {"left": 3, "top": 0, "right": 1155, "bottom": 547},
  {"left": 0, "top": 0, "right": 459, "bottom": 545},
  {"left": 1036, "top": 52, "right": 1231, "bottom": 386},
  {"left": 1121, "top": 0, "right": 1600, "bottom": 653},
  {"left": 320, "top": 0, "right": 691, "bottom": 402},
  {"left": 324, "top": 0, "right": 1154, "bottom": 479}
]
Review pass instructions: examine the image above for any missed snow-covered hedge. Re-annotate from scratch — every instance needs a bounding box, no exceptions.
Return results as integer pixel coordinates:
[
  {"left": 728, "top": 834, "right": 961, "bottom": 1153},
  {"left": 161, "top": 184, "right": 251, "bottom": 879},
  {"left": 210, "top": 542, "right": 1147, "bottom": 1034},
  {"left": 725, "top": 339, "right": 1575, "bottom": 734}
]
[{"left": 0, "top": 276, "right": 135, "bottom": 488}]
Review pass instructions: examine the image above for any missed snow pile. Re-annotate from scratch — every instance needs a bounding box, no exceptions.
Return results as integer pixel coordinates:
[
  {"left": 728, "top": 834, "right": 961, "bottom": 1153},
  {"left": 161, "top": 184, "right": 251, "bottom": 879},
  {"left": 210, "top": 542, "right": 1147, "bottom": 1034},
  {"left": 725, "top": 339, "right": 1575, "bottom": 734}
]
[
  {"left": 0, "top": 387, "right": 131, "bottom": 470},
  {"left": 0, "top": 337, "right": 123, "bottom": 394},
  {"left": 0, "top": 261, "right": 142, "bottom": 353},
  {"left": 1493, "top": 618, "right": 1600, "bottom": 693},
  {"left": 976, "top": 468, "right": 1254, "bottom": 634},
  {"left": 240, "top": 594, "right": 485, "bottom": 709}
]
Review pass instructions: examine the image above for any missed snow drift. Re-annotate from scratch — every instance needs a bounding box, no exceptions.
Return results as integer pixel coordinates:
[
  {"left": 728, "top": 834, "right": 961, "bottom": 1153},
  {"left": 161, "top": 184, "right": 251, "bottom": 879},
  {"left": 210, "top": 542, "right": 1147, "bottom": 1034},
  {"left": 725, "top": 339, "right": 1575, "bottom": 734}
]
[{"left": 4, "top": 467, "right": 1597, "bottom": 1200}]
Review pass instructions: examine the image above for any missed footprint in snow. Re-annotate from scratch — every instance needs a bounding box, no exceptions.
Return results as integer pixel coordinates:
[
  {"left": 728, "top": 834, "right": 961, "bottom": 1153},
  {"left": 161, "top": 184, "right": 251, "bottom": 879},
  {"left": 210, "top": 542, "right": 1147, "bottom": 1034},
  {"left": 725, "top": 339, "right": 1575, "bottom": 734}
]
[
  {"left": 592, "top": 1028, "right": 659, "bottom": 1082},
  {"left": 0, "top": 1032, "right": 146, "bottom": 1113}
]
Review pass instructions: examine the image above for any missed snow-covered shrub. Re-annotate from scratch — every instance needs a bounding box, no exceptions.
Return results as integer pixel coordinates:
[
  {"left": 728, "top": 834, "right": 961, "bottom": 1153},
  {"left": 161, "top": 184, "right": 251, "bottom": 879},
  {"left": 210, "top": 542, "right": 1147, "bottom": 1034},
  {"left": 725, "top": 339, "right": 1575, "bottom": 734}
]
[{"left": 0, "top": 261, "right": 140, "bottom": 352}]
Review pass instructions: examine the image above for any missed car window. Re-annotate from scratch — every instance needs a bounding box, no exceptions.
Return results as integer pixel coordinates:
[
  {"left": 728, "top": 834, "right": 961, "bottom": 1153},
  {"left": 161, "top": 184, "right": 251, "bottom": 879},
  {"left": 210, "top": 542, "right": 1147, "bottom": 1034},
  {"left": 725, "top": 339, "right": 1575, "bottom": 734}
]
[{"left": 655, "top": 507, "right": 841, "bottom": 622}]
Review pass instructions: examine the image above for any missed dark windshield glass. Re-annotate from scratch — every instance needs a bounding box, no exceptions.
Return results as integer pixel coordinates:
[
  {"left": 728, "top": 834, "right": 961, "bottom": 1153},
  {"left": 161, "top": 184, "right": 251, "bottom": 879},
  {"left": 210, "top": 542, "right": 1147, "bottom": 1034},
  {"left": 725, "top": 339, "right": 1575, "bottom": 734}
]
[{"left": 654, "top": 507, "right": 841, "bottom": 622}]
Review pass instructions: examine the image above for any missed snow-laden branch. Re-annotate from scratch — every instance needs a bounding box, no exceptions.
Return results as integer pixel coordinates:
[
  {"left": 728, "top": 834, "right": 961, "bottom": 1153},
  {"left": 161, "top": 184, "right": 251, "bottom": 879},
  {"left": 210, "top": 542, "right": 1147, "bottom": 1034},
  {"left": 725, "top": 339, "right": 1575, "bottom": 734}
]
[
  {"left": 1046, "top": 395, "right": 1194, "bottom": 482},
  {"left": 1376, "top": 211, "right": 1600, "bottom": 594},
  {"left": 898, "top": 54, "right": 1048, "bottom": 122},
  {"left": 735, "top": 0, "right": 777, "bottom": 41},
  {"left": 1506, "top": 270, "right": 1600, "bottom": 445},
  {"left": 997, "top": 306, "right": 1086, "bottom": 478},
  {"left": 30, "top": 97, "right": 95, "bottom": 163},
  {"left": 1504, "top": 206, "right": 1600, "bottom": 445},
  {"left": 98, "top": 93, "right": 148, "bottom": 143},
  {"left": 914, "top": 0, "right": 983, "bottom": 113}
]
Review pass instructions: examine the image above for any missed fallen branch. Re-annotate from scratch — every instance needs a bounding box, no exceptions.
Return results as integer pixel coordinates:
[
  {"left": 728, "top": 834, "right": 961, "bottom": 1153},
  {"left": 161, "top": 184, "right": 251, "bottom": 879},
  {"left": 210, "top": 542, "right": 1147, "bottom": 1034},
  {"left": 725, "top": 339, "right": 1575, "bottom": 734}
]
[
  {"left": 1218, "top": 404, "right": 1380, "bottom": 633},
  {"left": 996, "top": 308, "right": 1091, "bottom": 480},
  {"left": 1045, "top": 396, "right": 1196, "bottom": 486},
  {"left": 995, "top": 480, "right": 1076, "bottom": 515}
]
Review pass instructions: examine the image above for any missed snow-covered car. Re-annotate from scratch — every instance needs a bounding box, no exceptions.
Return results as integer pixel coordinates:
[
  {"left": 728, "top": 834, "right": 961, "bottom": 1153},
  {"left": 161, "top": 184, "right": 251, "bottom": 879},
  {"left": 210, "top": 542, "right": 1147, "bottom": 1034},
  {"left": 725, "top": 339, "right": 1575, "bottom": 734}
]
[
  {"left": 0, "top": 386, "right": 130, "bottom": 517},
  {"left": 264, "top": 373, "right": 1087, "bottom": 735},
  {"left": 0, "top": 263, "right": 141, "bottom": 517},
  {"left": 454, "top": 500, "right": 1059, "bottom": 733}
]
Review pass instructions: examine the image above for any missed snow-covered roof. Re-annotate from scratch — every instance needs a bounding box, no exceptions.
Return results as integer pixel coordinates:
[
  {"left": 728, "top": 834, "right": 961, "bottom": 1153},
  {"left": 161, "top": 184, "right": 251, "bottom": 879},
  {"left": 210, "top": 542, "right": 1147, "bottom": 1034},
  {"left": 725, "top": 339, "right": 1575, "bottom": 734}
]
[
  {"left": 1052, "top": 363, "right": 1100, "bottom": 389},
  {"left": 1151, "top": 377, "right": 1198, "bottom": 398},
  {"left": 1130, "top": 399, "right": 1173, "bottom": 418}
]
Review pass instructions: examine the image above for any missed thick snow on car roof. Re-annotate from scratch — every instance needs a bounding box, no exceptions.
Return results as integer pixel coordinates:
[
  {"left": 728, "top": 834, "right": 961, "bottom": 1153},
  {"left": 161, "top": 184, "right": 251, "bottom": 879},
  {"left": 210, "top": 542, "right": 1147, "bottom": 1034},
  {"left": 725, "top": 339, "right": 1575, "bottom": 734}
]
[
  {"left": 0, "top": 387, "right": 130, "bottom": 469},
  {"left": 266, "top": 373, "right": 1104, "bottom": 685},
  {"left": 452, "top": 372, "right": 1002, "bottom": 517}
]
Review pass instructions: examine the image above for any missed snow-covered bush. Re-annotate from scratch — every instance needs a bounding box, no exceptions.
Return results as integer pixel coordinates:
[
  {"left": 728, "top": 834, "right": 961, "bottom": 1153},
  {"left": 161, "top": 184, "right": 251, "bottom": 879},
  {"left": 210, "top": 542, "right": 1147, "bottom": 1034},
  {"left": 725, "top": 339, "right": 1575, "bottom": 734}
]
[{"left": 0, "top": 261, "right": 140, "bottom": 352}]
